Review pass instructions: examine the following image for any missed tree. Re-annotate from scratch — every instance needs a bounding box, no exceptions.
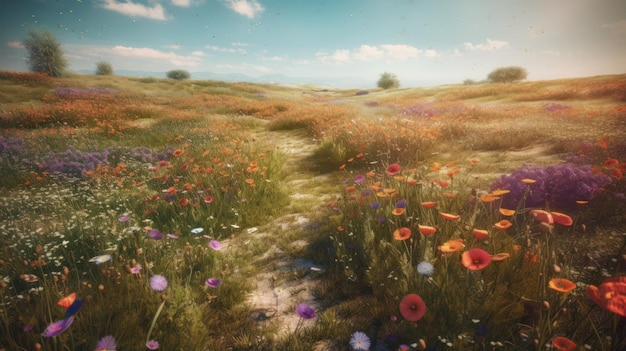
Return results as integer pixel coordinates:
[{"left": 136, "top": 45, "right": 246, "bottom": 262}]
[
  {"left": 487, "top": 66, "right": 528, "bottom": 83},
  {"left": 22, "top": 29, "right": 68, "bottom": 77},
  {"left": 377, "top": 72, "right": 400, "bottom": 89},
  {"left": 95, "top": 61, "right": 113, "bottom": 75},
  {"left": 166, "top": 69, "right": 190, "bottom": 80}
]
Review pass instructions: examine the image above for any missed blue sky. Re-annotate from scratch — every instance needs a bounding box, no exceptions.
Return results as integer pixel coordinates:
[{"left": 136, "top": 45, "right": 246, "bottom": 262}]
[{"left": 1, "top": 0, "right": 625, "bottom": 86}]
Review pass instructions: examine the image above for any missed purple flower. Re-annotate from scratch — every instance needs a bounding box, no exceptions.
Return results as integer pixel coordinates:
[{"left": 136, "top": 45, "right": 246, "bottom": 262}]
[
  {"left": 149, "top": 275, "right": 168, "bottom": 291},
  {"left": 146, "top": 339, "right": 159, "bottom": 350},
  {"left": 205, "top": 278, "right": 221, "bottom": 288},
  {"left": 148, "top": 229, "right": 163, "bottom": 240},
  {"left": 23, "top": 324, "right": 34, "bottom": 332},
  {"left": 95, "top": 335, "right": 117, "bottom": 351},
  {"left": 118, "top": 215, "right": 130, "bottom": 222},
  {"left": 42, "top": 316, "right": 74, "bottom": 337},
  {"left": 370, "top": 201, "right": 381, "bottom": 210},
  {"left": 295, "top": 304, "right": 317, "bottom": 319},
  {"left": 395, "top": 199, "right": 407, "bottom": 208},
  {"left": 354, "top": 174, "right": 366, "bottom": 184},
  {"left": 209, "top": 240, "right": 222, "bottom": 250},
  {"left": 130, "top": 264, "right": 142, "bottom": 274}
]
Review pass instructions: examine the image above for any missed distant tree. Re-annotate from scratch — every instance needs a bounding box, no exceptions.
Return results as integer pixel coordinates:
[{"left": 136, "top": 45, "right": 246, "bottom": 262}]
[
  {"left": 22, "top": 29, "right": 68, "bottom": 77},
  {"left": 166, "top": 69, "right": 190, "bottom": 80},
  {"left": 377, "top": 72, "right": 400, "bottom": 89},
  {"left": 95, "top": 61, "right": 113, "bottom": 75},
  {"left": 487, "top": 66, "right": 528, "bottom": 83},
  {"left": 463, "top": 79, "right": 477, "bottom": 85}
]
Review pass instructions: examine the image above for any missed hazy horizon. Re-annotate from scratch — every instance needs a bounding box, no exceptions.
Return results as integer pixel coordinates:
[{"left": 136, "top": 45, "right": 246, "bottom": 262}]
[{"left": 1, "top": 0, "right": 625, "bottom": 87}]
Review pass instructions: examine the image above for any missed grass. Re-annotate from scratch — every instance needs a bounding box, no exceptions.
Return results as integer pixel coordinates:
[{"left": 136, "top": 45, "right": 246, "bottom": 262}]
[{"left": 1, "top": 71, "right": 625, "bottom": 350}]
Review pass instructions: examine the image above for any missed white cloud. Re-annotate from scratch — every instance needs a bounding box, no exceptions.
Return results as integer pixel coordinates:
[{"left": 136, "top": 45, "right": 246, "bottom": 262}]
[
  {"left": 100, "top": 0, "right": 167, "bottom": 20},
  {"left": 191, "top": 50, "right": 205, "bottom": 56},
  {"left": 317, "top": 44, "right": 436, "bottom": 64},
  {"left": 165, "top": 44, "right": 181, "bottom": 50},
  {"left": 463, "top": 39, "right": 509, "bottom": 51},
  {"left": 171, "top": 0, "right": 191, "bottom": 7},
  {"left": 224, "top": 0, "right": 264, "bottom": 19},
  {"left": 111, "top": 46, "right": 202, "bottom": 66},
  {"left": 7, "top": 41, "right": 23, "bottom": 49},
  {"left": 602, "top": 19, "right": 626, "bottom": 35},
  {"left": 206, "top": 45, "right": 247, "bottom": 54}
]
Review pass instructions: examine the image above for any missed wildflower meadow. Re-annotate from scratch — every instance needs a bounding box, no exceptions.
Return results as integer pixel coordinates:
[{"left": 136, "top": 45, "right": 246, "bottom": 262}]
[{"left": 1, "top": 71, "right": 626, "bottom": 350}]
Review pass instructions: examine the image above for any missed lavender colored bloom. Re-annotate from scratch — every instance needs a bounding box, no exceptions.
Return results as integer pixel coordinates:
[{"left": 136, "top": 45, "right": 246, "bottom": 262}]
[
  {"left": 146, "top": 340, "right": 159, "bottom": 350},
  {"left": 149, "top": 275, "right": 168, "bottom": 291},
  {"left": 166, "top": 234, "right": 179, "bottom": 239},
  {"left": 130, "top": 264, "right": 142, "bottom": 274},
  {"left": 148, "top": 229, "right": 163, "bottom": 240},
  {"left": 354, "top": 174, "right": 366, "bottom": 184},
  {"left": 395, "top": 199, "right": 407, "bottom": 208},
  {"left": 95, "top": 335, "right": 117, "bottom": 351},
  {"left": 209, "top": 240, "right": 222, "bottom": 250},
  {"left": 350, "top": 331, "right": 371, "bottom": 350},
  {"left": 490, "top": 163, "right": 612, "bottom": 210},
  {"left": 370, "top": 201, "right": 381, "bottom": 210},
  {"left": 205, "top": 278, "right": 221, "bottom": 288},
  {"left": 23, "top": 324, "right": 34, "bottom": 332},
  {"left": 118, "top": 215, "right": 130, "bottom": 222},
  {"left": 361, "top": 189, "right": 372, "bottom": 197},
  {"left": 295, "top": 304, "right": 317, "bottom": 319},
  {"left": 42, "top": 316, "right": 74, "bottom": 337}
]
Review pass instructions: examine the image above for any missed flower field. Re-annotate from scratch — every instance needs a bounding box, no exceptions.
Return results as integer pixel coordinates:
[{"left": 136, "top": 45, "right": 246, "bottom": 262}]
[{"left": 1, "top": 71, "right": 626, "bottom": 350}]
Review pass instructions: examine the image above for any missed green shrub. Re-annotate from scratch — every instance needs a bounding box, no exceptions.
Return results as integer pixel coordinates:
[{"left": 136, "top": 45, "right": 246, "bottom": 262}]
[
  {"left": 487, "top": 66, "right": 527, "bottom": 83},
  {"left": 22, "top": 29, "right": 68, "bottom": 77},
  {"left": 95, "top": 61, "right": 114, "bottom": 75},
  {"left": 166, "top": 69, "right": 191, "bottom": 80},
  {"left": 377, "top": 72, "right": 400, "bottom": 89}
]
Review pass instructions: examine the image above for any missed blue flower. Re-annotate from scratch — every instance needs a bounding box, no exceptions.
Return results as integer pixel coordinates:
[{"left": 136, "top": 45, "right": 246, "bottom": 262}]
[{"left": 417, "top": 262, "right": 434, "bottom": 276}]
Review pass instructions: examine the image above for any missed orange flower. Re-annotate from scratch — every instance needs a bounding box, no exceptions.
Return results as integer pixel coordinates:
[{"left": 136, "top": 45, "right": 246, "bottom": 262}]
[
  {"left": 490, "top": 253, "right": 510, "bottom": 262},
  {"left": 439, "top": 212, "right": 460, "bottom": 221},
  {"left": 438, "top": 238, "right": 464, "bottom": 253},
  {"left": 586, "top": 276, "right": 626, "bottom": 317},
  {"left": 172, "top": 149, "right": 185, "bottom": 157},
  {"left": 498, "top": 208, "right": 515, "bottom": 216},
  {"left": 604, "top": 158, "right": 620, "bottom": 169},
  {"left": 418, "top": 225, "right": 437, "bottom": 236},
  {"left": 611, "top": 168, "right": 623, "bottom": 180},
  {"left": 576, "top": 200, "right": 588, "bottom": 205},
  {"left": 521, "top": 178, "right": 536, "bottom": 184},
  {"left": 421, "top": 201, "right": 437, "bottom": 208},
  {"left": 393, "top": 227, "right": 411, "bottom": 240},
  {"left": 57, "top": 292, "right": 77, "bottom": 309},
  {"left": 493, "top": 219, "right": 512, "bottom": 230},
  {"left": 491, "top": 189, "right": 510, "bottom": 196},
  {"left": 549, "top": 278, "right": 576, "bottom": 293},
  {"left": 392, "top": 208, "right": 406, "bottom": 216},
  {"left": 345, "top": 185, "right": 356, "bottom": 192},
  {"left": 472, "top": 228, "right": 489, "bottom": 240},
  {"left": 551, "top": 212, "right": 573, "bottom": 226},
  {"left": 551, "top": 336, "right": 577, "bottom": 351},
  {"left": 179, "top": 198, "right": 189, "bottom": 207},
  {"left": 479, "top": 194, "right": 500, "bottom": 203}
]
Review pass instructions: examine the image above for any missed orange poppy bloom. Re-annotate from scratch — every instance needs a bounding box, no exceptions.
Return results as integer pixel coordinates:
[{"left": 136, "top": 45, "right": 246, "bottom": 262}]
[
  {"left": 345, "top": 185, "right": 356, "bottom": 192},
  {"left": 438, "top": 238, "right": 464, "bottom": 253},
  {"left": 530, "top": 209, "right": 553, "bottom": 224},
  {"left": 611, "top": 168, "right": 623, "bottom": 180},
  {"left": 491, "top": 189, "right": 510, "bottom": 196},
  {"left": 551, "top": 336, "right": 577, "bottom": 351},
  {"left": 421, "top": 201, "right": 437, "bottom": 208},
  {"left": 392, "top": 208, "right": 406, "bottom": 216},
  {"left": 604, "top": 158, "right": 620, "bottom": 169},
  {"left": 549, "top": 278, "right": 576, "bottom": 293},
  {"left": 490, "top": 253, "right": 510, "bottom": 262},
  {"left": 172, "top": 149, "right": 185, "bottom": 157},
  {"left": 586, "top": 276, "right": 626, "bottom": 317},
  {"left": 394, "top": 175, "right": 406, "bottom": 181},
  {"left": 406, "top": 177, "right": 418, "bottom": 186},
  {"left": 551, "top": 212, "right": 573, "bottom": 226},
  {"left": 462, "top": 248, "right": 491, "bottom": 270},
  {"left": 443, "top": 192, "right": 455, "bottom": 199},
  {"left": 58, "top": 292, "right": 77, "bottom": 309},
  {"left": 576, "top": 200, "right": 588, "bottom": 205},
  {"left": 418, "top": 225, "right": 437, "bottom": 236},
  {"left": 439, "top": 212, "right": 460, "bottom": 221},
  {"left": 393, "top": 227, "right": 411, "bottom": 240},
  {"left": 472, "top": 228, "right": 489, "bottom": 240},
  {"left": 179, "top": 198, "right": 189, "bottom": 207},
  {"left": 493, "top": 219, "right": 512, "bottom": 230},
  {"left": 521, "top": 178, "right": 536, "bottom": 184},
  {"left": 498, "top": 208, "right": 515, "bottom": 216},
  {"left": 479, "top": 194, "right": 500, "bottom": 203}
]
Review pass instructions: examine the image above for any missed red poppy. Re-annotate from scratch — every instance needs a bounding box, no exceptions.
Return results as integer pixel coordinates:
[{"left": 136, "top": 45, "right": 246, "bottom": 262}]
[
  {"left": 179, "top": 198, "right": 189, "bottom": 207},
  {"left": 587, "top": 276, "right": 626, "bottom": 317},
  {"left": 399, "top": 294, "right": 427, "bottom": 321},
  {"left": 172, "top": 149, "right": 185, "bottom": 157},
  {"left": 611, "top": 168, "right": 623, "bottom": 180},
  {"left": 551, "top": 212, "right": 573, "bottom": 226},
  {"left": 462, "top": 248, "right": 491, "bottom": 270},
  {"left": 604, "top": 158, "right": 620, "bottom": 169},
  {"left": 392, "top": 208, "right": 406, "bottom": 216},
  {"left": 393, "top": 227, "right": 411, "bottom": 240},
  {"left": 58, "top": 293, "right": 76, "bottom": 309},
  {"left": 530, "top": 209, "right": 553, "bottom": 224},
  {"left": 551, "top": 336, "right": 577, "bottom": 351},
  {"left": 549, "top": 278, "right": 576, "bottom": 293},
  {"left": 418, "top": 225, "right": 437, "bottom": 236},
  {"left": 386, "top": 163, "right": 401, "bottom": 176},
  {"left": 472, "top": 229, "right": 489, "bottom": 240},
  {"left": 439, "top": 212, "right": 460, "bottom": 221},
  {"left": 421, "top": 201, "right": 437, "bottom": 208}
]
